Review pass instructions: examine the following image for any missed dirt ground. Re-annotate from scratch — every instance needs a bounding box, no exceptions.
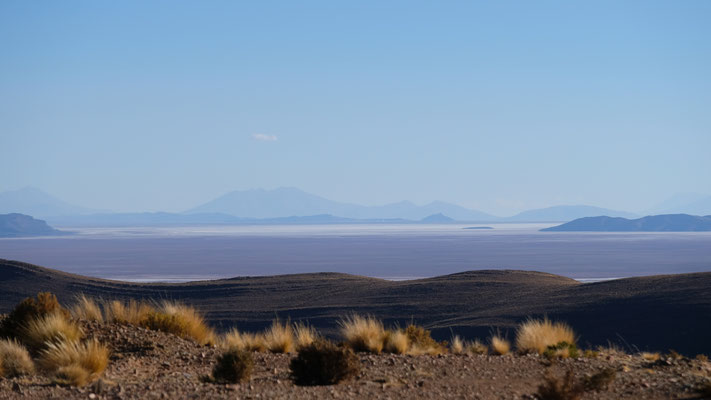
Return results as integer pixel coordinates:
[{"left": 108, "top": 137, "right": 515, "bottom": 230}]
[{"left": 1, "top": 321, "right": 709, "bottom": 400}]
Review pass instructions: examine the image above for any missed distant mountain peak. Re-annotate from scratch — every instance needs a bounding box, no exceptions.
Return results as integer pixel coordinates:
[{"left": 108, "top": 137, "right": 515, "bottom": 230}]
[{"left": 420, "top": 213, "right": 456, "bottom": 223}]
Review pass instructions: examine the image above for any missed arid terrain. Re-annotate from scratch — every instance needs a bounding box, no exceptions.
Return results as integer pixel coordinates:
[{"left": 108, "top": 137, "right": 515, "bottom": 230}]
[
  {"left": 0, "top": 319, "right": 709, "bottom": 399},
  {"left": 1, "top": 259, "right": 711, "bottom": 399},
  {"left": 1, "top": 258, "right": 710, "bottom": 355}
]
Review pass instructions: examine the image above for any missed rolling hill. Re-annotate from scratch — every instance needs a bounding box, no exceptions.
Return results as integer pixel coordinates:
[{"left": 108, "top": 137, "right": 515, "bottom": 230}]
[
  {"left": 1, "top": 259, "right": 709, "bottom": 355},
  {"left": 507, "top": 205, "right": 638, "bottom": 222},
  {"left": 0, "top": 214, "right": 68, "bottom": 237},
  {"left": 542, "top": 214, "right": 711, "bottom": 232}
]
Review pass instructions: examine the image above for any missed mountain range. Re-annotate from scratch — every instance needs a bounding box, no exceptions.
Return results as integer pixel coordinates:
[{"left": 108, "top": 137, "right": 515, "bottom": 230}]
[
  {"left": 2, "top": 186, "right": 710, "bottom": 225},
  {"left": 542, "top": 214, "right": 711, "bottom": 232},
  {"left": 0, "top": 213, "right": 68, "bottom": 237}
]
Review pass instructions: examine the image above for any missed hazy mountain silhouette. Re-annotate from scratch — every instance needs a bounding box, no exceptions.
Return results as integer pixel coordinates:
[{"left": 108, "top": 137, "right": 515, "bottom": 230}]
[
  {"left": 542, "top": 214, "right": 711, "bottom": 232},
  {"left": 420, "top": 213, "right": 455, "bottom": 223},
  {"left": 506, "top": 205, "right": 638, "bottom": 222},
  {"left": 0, "top": 213, "right": 67, "bottom": 237},
  {"left": 187, "top": 187, "right": 498, "bottom": 221},
  {"left": 647, "top": 193, "right": 711, "bottom": 216},
  {"left": 0, "top": 187, "right": 99, "bottom": 217},
  {"left": 45, "top": 212, "right": 411, "bottom": 227}
]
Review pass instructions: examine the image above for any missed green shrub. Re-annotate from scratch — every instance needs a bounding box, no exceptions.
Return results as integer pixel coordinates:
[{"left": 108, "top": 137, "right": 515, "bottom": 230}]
[
  {"left": 0, "top": 293, "right": 69, "bottom": 339},
  {"left": 543, "top": 341, "right": 579, "bottom": 359},
  {"left": 290, "top": 340, "right": 360, "bottom": 385},
  {"left": 212, "top": 349, "right": 253, "bottom": 384}
]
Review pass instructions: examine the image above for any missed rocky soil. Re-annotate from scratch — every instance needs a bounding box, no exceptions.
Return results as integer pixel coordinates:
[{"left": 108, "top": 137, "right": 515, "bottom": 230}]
[{"left": 0, "top": 320, "right": 709, "bottom": 399}]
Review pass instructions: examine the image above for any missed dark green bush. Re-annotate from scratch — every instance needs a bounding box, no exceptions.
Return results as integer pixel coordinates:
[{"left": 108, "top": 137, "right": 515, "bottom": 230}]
[
  {"left": 212, "top": 349, "right": 253, "bottom": 383},
  {"left": 0, "top": 292, "right": 69, "bottom": 339},
  {"left": 543, "top": 341, "right": 579, "bottom": 359},
  {"left": 290, "top": 340, "right": 360, "bottom": 385}
]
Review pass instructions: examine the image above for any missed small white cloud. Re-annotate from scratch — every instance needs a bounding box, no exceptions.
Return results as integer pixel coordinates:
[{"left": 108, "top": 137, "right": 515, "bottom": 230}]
[{"left": 252, "top": 133, "right": 278, "bottom": 142}]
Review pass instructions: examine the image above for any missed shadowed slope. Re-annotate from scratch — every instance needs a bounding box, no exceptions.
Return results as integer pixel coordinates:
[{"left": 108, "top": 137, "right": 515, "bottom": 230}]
[{"left": 0, "top": 259, "right": 709, "bottom": 354}]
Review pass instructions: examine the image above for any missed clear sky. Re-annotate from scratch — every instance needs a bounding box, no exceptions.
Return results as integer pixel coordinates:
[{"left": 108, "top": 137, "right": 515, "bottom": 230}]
[{"left": 1, "top": 1, "right": 709, "bottom": 215}]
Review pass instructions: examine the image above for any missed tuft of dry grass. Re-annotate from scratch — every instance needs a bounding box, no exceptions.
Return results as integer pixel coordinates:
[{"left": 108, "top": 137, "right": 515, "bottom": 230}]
[
  {"left": 404, "top": 324, "right": 444, "bottom": 355},
  {"left": 0, "top": 292, "right": 70, "bottom": 339},
  {"left": 104, "top": 299, "right": 153, "bottom": 325},
  {"left": 0, "top": 339, "right": 34, "bottom": 377},
  {"left": 38, "top": 339, "right": 109, "bottom": 386},
  {"left": 339, "top": 315, "right": 385, "bottom": 354},
  {"left": 70, "top": 295, "right": 103, "bottom": 322},
  {"left": 469, "top": 339, "right": 488, "bottom": 355},
  {"left": 141, "top": 302, "right": 216, "bottom": 345},
  {"left": 491, "top": 335, "right": 510, "bottom": 355},
  {"left": 696, "top": 354, "right": 709, "bottom": 362},
  {"left": 383, "top": 330, "right": 409, "bottom": 354},
  {"left": 293, "top": 322, "right": 318, "bottom": 349},
  {"left": 263, "top": 320, "right": 295, "bottom": 353},
  {"left": 22, "top": 313, "right": 82, "bottom": 352},
  {"left": 450, "top": 335, "right": 465, "bottom": 354},
  {"left": 222, "top": 329, "right": 267, "bottom": 352},
  {"left": 516, "top": 318, "right": 575, "bottom": 355},
  {"left": 641, "top": 352, "right": 660, "bottom": 362}
]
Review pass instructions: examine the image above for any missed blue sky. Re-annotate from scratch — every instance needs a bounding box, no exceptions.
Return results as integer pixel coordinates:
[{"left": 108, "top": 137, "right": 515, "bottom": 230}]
[{"left": 1, "top": 1, "right": 709, "bottom": 214}]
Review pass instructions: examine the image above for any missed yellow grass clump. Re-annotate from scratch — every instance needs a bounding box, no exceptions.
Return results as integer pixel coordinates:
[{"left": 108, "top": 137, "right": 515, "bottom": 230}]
[
  {"left": 491, "top": 335, "right": 510, "bottom": 355},
  {"left": 263, "top": 320, "right": 295, "bottom": 353},
  {"left": 383, "top": 330, "right": 409, "bottom": 354},
  {"left": 515, "top": 318, "right": 575, "bottom": 354},
  {"left": 104, "top": 299, "right": 153, "bottom": 325},
  {"left": 450, "top": 335, "right": 465, "bottom": 354},
  {"left": 22, "top": 313, "right": 82, "bottom": 352},
  {"left": 404, "top": 324, "right": 444, "bottom": 356},
  {"left": 222, "top": 329, "right": 268, "bottom": 352},
  {"left": 339, "top": 315, "right": 386, "bottom": 354},
  {"left": 38, "top": 339, "right": 109, "bottom": 386},
  {"left": 469, "top": 339, "right": 488, "bottom": 355},
  {"left": 0, "top": 339, "right": 34, "bottom": 377},
  {"left": 141, "top": 302, "right": 216, "bottom": 345},
  {"left": 293, "top": 322, "right": 318, "bottom": 349},
  {"left": 641, "top": 352, "right": 660, "bottom": 362},
  {"left": 70, "top": 295, "right": 103, "bottom": 322}
]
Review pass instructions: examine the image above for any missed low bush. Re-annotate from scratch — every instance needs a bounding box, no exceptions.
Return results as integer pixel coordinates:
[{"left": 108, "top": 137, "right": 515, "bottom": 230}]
[
  {"left": 582, "top": 368, "right": 616, "bottom": 392},
  {"left": 0, "top": 339, "right": 34, "bottom": 377},
  {"left": 543, "top": 341, "right": 579, "bottom": 359},
  {"left": 537, "top": 369, "right": 583, "bottom": 400},
  {"left": 516, "top": 318, "right": 575, "bottom": 355},
  {"left": 536, "top": 368, "right": 616, "bottom": 400},
  {"left": 0, "top": 292, "right": 69, "bottom": 339},
  {"left": 339, "top": 315, "right": 385, "bottom": 354},
  {"left": 290, "top": 340, "right": 360, "bottom": 385},
  {"left": 212, "top": 349, "right": 253, "bottom": 383},
  {"left": 38, "top": 339, "right": 109, "bottom": 386}
]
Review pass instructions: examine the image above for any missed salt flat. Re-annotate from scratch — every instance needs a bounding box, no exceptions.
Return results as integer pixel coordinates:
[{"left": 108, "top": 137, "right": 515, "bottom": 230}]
[{"left": 0, "top": 224, "right": 709, "bottom": 282}]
